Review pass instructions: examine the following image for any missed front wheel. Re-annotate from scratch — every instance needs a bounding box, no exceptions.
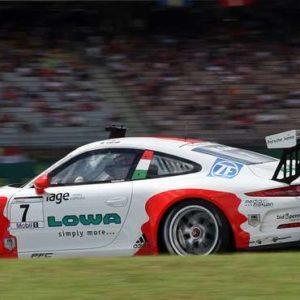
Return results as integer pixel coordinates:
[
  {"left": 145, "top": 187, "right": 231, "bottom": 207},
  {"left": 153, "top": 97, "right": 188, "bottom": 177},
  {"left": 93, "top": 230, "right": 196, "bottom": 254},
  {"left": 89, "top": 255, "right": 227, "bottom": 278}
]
[{"left": 162, "top": 201, "right": 230, "bottom": 255}]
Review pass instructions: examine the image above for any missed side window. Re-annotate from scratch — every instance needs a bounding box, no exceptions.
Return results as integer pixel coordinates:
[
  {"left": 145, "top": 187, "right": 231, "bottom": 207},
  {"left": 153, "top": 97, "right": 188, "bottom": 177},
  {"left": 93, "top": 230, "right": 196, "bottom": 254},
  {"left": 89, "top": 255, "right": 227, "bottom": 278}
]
[
  {"left": 147, "top": 152, "right": 200, "bottom": 178},
  {"left": 49, "top": 149, "right": 140, "bottom": 185}
]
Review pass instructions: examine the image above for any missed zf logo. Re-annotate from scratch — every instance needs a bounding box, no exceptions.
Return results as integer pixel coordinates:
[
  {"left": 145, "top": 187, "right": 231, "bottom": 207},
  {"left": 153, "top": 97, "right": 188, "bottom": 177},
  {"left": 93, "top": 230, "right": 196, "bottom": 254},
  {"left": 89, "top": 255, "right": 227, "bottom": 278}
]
[{"left": 209, "top": 158, "right": 243, "bottom": 179}]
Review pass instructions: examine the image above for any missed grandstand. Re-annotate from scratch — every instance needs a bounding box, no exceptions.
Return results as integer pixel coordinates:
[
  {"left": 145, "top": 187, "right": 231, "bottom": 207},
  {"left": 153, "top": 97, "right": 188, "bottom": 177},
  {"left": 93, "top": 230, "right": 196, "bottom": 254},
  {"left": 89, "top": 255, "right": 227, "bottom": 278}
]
[{"left": 0, "top": 1, "right": 299, "bottom": 154}]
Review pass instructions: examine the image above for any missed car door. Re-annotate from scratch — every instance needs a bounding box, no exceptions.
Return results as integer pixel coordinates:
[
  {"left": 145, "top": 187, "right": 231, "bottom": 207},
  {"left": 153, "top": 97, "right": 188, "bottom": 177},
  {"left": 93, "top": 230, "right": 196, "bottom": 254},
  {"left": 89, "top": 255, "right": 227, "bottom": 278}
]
[{"left": 8, "top": 148, "right": 141, "bottom": 256}]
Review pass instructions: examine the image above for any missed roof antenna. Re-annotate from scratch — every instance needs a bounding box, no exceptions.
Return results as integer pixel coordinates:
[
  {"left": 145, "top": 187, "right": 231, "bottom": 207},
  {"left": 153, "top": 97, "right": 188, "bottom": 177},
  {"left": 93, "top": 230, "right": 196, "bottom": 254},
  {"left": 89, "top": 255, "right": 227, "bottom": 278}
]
[
  {"left": 105, "top": 124, "right": 127, "bottom": 139},
  {"left": 184, "top": 122, "right": 188, "bottom": 142}
]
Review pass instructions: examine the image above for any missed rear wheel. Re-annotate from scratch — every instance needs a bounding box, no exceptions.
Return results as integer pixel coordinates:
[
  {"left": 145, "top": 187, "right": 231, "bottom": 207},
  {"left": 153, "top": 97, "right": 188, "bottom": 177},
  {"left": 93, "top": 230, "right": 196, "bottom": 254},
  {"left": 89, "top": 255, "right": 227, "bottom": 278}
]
[{"left": 162, "top": 201, "right": 230, "bottom": 255}]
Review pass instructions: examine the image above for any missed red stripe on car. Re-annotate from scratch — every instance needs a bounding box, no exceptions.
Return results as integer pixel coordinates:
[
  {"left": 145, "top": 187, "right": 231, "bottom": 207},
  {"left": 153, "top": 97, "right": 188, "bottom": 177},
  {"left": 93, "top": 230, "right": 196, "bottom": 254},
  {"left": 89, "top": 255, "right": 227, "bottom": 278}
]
[
  {"left": 0, "top": 197, "right": 18, "bottom": 258},
  {"left": 135, "top": 189, "right": 249, "bottom": 255}
]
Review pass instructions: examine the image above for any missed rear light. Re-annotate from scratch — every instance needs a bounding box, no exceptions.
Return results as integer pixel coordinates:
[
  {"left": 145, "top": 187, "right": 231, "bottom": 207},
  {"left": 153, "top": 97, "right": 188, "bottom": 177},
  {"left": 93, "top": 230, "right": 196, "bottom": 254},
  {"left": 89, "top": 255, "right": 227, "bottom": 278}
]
[
  {"left": 246, "top": 185, "right": 300, "bottom": 197},
  {"left": 278, "top": 222, "right": 300, "bottom": 229}
]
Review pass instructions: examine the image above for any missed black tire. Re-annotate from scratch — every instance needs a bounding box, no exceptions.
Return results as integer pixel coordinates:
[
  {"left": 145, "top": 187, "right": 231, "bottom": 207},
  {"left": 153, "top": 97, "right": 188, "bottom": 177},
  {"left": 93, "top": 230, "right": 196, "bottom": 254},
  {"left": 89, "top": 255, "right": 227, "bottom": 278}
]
[{"left": 162, "top": 200, "right": 231, "bottom": 255}]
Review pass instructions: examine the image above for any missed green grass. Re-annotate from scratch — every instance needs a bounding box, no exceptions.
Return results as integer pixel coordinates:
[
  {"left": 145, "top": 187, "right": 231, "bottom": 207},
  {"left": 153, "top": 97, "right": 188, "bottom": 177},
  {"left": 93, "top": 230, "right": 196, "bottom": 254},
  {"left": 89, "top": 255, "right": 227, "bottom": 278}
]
[{"left": 0, "top": 252, "right": 300, "bottom": 300}]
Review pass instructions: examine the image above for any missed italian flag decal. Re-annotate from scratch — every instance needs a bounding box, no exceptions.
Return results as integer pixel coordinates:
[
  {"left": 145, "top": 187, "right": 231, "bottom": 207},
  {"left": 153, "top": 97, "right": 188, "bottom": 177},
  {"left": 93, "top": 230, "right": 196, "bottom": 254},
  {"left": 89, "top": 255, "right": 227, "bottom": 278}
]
[{"left": 132, "top": 150, "right": 154, "bottom": 180}]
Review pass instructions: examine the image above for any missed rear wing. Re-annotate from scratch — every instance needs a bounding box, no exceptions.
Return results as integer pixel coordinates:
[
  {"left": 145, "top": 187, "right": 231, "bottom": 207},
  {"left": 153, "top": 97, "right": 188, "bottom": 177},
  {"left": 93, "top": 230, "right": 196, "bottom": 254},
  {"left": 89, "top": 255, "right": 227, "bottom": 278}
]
[{"left": 266, "top": 130, "right": 300, "bottom": 184}]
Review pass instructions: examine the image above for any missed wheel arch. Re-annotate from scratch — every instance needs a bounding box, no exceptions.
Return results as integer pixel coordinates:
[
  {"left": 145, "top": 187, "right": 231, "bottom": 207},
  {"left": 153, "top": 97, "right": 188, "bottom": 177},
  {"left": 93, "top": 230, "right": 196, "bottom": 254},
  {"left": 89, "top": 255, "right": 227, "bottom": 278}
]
[
  {"left": 135, "top": 189, "right": 249, "bottom": 255},
  {"left": 156, "top": 198, "right": 235, "bottom": 253}
]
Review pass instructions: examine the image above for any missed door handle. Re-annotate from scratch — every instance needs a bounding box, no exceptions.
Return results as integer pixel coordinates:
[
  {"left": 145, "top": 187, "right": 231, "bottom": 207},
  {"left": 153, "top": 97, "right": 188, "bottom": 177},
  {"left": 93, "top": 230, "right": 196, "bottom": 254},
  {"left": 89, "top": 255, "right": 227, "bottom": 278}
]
[{"left": 105, "top": 197, "right": 128, "bottom": 207}]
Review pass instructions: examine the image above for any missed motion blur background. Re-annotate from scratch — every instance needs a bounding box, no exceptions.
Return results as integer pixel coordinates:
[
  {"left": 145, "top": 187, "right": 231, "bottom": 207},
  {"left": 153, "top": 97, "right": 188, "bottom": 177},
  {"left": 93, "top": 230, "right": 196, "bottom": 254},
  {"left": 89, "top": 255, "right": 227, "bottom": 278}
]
[{"left": 0, "top": 0, "right": 299, "bottom": 184}]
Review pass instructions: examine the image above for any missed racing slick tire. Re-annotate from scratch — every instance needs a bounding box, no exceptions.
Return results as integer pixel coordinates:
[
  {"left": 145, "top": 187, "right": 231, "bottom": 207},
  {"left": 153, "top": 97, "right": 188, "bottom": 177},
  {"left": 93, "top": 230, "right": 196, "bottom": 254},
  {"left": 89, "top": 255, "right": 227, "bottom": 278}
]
[{"left": 162, "top": 200, "right": 231, "bottom": 255}]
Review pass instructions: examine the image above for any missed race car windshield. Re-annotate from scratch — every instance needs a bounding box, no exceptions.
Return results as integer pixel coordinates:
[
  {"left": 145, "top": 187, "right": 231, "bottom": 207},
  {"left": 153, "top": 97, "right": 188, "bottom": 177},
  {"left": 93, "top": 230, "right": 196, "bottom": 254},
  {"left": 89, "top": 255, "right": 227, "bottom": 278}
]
[{"left": 192, "top": 144, "right": 277, "bottom": 165}]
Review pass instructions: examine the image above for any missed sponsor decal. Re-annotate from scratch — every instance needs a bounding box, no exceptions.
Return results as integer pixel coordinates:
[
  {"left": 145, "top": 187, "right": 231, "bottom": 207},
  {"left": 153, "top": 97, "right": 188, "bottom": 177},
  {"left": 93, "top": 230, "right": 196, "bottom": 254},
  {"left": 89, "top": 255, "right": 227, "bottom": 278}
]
[
  {"left": 249, "top": 239, "right": 262, "bottom": 246},
  {"left": 46, "top": 193, "right": 70, "bottom": 204},
  {"left": 100, "top": 140, "right": 121, "bottom": 145},
  {"left": 133, "top": 234, "right": 149, "bottom": 249},
  {"left": 10, "top": 201, "right": 44, "bottom": 229},
  {"left": 276, "top": 213, "right": 300, "bottom": 221},
  {"left": 250, "top": 235, "right": 292, "bottom": 246},
  {"left": 48, "top": 213, "right": 121, "bottom": 227},
  {"left": 86, "top": 230, "right": 115, "bottom": 236},
  {"left": 4, "top": 237, "right": 16, "bottom": 251},
  {"left": 266, "top": 130, "right": 297, "bottom": 149},
  {"left": 272, "top": 236, "right": 291, "bottom": 242},
  {"left": 245, "top": 199, "right": 274, "bottom": 208},
  {"left": 31, "top": 253, "right": 53, "bottom": 258},
  {"left": 10, "top": 221, "right": 43, "bottom": 229},
  {"left": 248, "top": 214, "right": 261, "bottom": 227},
  {"left": 58, "top": 229, "right": 116, "bottom": 238},
  {"left": 69, "top": 194, "right": 85, "bottom": 201},
  {"left": 208, "top": 158, "right": 243, "bottom": 179}
]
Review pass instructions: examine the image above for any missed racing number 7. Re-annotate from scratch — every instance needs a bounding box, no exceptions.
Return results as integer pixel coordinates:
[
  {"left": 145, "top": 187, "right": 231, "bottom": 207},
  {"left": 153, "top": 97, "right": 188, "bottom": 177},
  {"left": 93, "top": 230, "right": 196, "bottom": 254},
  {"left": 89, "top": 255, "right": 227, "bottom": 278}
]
[{"left": 20, "top": 204, "right": 30, "bottom": 222}]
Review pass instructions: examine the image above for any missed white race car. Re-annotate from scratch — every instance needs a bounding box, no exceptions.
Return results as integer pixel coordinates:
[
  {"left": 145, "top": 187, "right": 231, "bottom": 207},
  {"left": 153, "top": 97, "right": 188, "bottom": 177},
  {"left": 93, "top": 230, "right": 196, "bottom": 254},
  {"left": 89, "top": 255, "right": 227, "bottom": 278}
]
[{"left": 0, "top": 127, "right": 299, "bottom": 258}]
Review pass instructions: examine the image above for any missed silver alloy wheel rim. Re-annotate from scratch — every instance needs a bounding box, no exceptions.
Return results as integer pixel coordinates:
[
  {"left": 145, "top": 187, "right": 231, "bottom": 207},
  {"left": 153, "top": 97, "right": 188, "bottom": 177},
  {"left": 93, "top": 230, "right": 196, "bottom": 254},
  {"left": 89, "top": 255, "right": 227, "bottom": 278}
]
[{"left": 168, "top": 205, "right": 219, "bottom": 255}]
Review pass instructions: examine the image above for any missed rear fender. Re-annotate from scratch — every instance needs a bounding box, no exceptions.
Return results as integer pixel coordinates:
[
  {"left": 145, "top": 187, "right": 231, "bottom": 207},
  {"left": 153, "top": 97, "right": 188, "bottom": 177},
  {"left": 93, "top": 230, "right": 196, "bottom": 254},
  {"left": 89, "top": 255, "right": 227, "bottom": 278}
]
[{"left": 135, "top": 189, "right": 249, "bottom": 255}]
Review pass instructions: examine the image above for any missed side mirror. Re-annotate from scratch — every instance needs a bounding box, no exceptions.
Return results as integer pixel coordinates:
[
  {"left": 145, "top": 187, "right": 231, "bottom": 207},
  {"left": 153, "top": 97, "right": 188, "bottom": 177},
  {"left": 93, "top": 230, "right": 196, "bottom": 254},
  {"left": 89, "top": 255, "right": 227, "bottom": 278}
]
[{"left": 34, "top": 174, "right": 50, "bottom": 194}]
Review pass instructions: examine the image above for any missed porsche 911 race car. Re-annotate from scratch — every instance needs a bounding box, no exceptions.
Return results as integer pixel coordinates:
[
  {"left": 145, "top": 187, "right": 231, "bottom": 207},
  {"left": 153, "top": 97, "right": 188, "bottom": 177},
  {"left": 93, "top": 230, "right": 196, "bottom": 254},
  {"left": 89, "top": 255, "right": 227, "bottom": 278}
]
[{"left": 0, "top": 127, "right": 299, "bottom": 258}]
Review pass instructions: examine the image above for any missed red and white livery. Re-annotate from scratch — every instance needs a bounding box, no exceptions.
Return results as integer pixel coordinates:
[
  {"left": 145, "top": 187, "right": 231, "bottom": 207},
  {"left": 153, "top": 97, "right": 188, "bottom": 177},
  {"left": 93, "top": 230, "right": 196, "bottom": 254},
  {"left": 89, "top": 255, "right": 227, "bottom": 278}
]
[{"left": 0, "top": 127, "right": 299, "bottom": 258}]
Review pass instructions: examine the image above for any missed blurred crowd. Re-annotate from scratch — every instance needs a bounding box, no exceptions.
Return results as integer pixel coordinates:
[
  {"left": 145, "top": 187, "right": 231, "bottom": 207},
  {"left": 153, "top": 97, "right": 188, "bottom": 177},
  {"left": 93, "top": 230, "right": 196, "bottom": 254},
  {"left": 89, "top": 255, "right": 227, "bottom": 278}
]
[
  {"left": 0, "top": 4, "right": 300, "bottom": 148},
  {"left": 105, "top": 32, "right": 300, "bottom": 136},
  {"left": 0, "top": 26, "right": 109, "bottom": 136}
]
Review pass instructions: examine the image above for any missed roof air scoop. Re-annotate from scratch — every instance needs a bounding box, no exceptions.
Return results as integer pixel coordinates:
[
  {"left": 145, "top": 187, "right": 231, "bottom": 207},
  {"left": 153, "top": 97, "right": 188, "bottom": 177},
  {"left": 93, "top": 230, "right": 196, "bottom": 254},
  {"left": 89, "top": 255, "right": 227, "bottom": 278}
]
[{"left": 105, "top": 124, "right": 127, "bottom": 139}]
